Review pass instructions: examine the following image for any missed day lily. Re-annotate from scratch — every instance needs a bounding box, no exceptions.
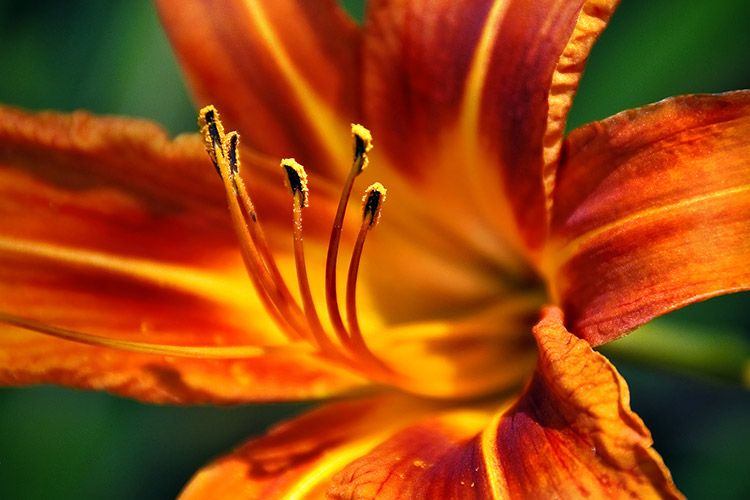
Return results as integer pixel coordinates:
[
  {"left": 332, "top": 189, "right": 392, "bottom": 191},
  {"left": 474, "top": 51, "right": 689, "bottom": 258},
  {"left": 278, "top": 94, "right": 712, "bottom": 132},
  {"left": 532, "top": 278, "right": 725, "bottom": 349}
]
[{"left": 1, "top": 0, "right": 749, "bottom": 498}]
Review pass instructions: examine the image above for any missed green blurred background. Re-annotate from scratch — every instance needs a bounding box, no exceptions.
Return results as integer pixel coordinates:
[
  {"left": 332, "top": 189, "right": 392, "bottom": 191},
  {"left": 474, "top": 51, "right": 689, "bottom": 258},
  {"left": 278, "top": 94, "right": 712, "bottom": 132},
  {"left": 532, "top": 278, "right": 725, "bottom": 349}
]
[{"left": 0, "top": 1, "right": 748, "bottom": 498}]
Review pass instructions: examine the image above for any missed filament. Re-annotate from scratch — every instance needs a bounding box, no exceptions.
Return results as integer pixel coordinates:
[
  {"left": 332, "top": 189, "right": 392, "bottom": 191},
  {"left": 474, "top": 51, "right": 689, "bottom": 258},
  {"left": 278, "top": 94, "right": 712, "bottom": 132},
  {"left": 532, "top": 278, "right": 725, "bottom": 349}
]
[
  {"left": 346, "top": 183, "right": 388, "bottom": 367},
  {"left": 325, "top": 125, "right": 373, "bottom": 345},
  {"left": 199, "top": 107, "right": 307, "bottom": 341},
  {"left": 282, "top": 159, "right": 339, "bottom": 356}
]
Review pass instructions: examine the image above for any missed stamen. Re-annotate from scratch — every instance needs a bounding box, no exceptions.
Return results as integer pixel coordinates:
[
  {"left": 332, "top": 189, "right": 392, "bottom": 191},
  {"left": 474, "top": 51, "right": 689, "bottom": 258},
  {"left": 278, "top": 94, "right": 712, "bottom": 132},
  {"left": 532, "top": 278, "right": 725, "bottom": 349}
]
[
  {"left": 281, "top": 158, "right": 309, "bottom": 207},
  {"left": 351, "top": 124, "right": 373, "bottom": 173},
  {"left": 199, "top": 108, "right": 306, "bottom": 341},
  {"left": 0, "top": 312, "right": 311, "bottom": 359},
  {"left": 227, "top": 138, "right": 303, "bottom": 336},
  {"left": 362, "top": 182, "right": 386, "bottom": 228},
  {"left": 226, "top": 131, "right": 240, "bottom": 176},
  {"left": 325, "top": 124, "right": 373, "bottom": 345},
  {"left": 346, "top": 183, "right": 387, "bottom": 361},
  {"left": 282, "top": 159, "right": 338, "bottom": 355},
  {"left": 198, "top": 105, "right": 225, "bottom": 176},
  {"left": 223, "top": 134, "right": 307, "bottom": 340}
]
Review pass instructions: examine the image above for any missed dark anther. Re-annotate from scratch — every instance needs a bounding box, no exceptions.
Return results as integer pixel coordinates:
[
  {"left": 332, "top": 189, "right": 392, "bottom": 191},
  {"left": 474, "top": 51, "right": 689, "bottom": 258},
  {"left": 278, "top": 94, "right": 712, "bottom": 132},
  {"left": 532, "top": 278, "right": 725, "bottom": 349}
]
[
  {"left": 354, "top": 134, "right": 366, "bottom": 160},
  {"left": 203, "top": 110, "right": 222, "bottom": 151},
  {"left": 284, "top": 164, "right": 306, "bottom": 204},
  {"left": 363, "top": 189, "right": 382, "bottom": 227},
  {"left": 227, "top": 134, "right": 239, "bottom": 175},
  {"left": 201, "top": 109, "right": 223, "bottom": 177}
]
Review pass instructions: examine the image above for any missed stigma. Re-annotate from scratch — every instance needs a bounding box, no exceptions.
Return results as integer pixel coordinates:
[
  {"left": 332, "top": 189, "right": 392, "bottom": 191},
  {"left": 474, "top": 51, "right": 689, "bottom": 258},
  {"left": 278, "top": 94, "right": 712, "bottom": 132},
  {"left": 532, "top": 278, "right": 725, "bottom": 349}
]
[{"left": 198, "top": 106, "right": 389, "bottom": 372}]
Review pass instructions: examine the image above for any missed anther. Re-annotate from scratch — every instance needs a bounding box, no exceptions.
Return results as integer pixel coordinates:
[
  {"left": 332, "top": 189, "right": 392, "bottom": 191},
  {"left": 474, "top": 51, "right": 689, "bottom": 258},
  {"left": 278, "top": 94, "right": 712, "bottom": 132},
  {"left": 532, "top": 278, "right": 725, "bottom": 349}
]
[
  {"left": 281, "top": 158, "right": 309, "bottom": 208},
  {"left": 351, "top": 123, "right": 373, "bottom": 173},
  {"left": 198, "top": 105, "right": 225, "bottom": 176},
  {"left": 362, "top": 182, "right": 386, "bottom": 228},
  {"left": 225, "top": 132, "right": 240, "bottom": 176}
]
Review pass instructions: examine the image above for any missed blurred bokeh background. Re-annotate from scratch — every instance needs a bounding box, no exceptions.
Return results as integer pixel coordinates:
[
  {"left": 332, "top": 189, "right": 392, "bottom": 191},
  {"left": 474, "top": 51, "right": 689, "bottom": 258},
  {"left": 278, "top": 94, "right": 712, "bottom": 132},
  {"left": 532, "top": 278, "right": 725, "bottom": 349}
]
[{"left": 0, "top": 0, "right": 748, "bottom": 498}]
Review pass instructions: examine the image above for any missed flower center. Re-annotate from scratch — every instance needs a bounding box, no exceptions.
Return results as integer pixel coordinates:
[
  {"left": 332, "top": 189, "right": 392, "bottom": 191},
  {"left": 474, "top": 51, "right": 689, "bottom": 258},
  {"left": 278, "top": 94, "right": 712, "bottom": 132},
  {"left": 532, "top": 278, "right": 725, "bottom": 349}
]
[{"left": 198, "top": 106, "right": 392, "bottom": 377}]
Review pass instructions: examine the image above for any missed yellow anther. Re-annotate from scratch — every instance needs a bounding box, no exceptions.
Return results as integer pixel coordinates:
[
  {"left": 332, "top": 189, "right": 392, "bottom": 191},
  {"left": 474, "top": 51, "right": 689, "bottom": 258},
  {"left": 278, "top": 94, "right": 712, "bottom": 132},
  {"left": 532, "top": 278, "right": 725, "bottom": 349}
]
[
  {"left": 362, "top": 182, "right": 387, "bottom": 228},
  {"left": 281, "top": 158, "right": 309, "bottom": 208},
  {"left": 198, "top": 105, "right": 227, "bottom": 174},
  {"left": 351, "top": 124, "right": 373, "bottom": 173},
  {"left": 223, "top": 132, "right": 241, "bottom": 175}
]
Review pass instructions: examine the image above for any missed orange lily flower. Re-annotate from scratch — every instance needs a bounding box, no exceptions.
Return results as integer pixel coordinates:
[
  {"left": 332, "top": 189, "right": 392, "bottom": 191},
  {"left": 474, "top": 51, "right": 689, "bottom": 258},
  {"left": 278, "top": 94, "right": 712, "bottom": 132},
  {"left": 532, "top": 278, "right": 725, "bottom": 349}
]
[{"left": 1, "top": 0, "right": 749, "bottom": 498}]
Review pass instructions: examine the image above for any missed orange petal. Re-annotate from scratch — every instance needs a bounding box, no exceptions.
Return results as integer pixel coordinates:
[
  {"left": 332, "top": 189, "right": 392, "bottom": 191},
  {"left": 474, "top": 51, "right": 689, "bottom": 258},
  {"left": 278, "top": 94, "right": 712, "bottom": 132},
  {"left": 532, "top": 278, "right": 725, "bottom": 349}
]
[
  {"left": 328, "top": 411, "right": 495, "bottom": 500},
  {"left": 0, "top": 106, "right": 364, "bottom": 402},
  {"left": 156, "top": 0, "right": 359, "bottom": 179},
  {"left": 362, "top": 0, "right": 618, "bottom": 251},
  {"left": 1, "top": 328, "right": 364, "bottom": 403},
  {"left": 485, "top": 307, "right": 682, "bottom": 498},
  {"left": 330, "top": 307, "right": 683, "bottom": 499},
  {"left": 0, "top": 105, "right": 226, "bottom": 217},
  {"left": 178, "top": 394, "right": 445, "bottom": 499},
  {"left": 547, "top": 92, "right": 750, "bottom": 345}
]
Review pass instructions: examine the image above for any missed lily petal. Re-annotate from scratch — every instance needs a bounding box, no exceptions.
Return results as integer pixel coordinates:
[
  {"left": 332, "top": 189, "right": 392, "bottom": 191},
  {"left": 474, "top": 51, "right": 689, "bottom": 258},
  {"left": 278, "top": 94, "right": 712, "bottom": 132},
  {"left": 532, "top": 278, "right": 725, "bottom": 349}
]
[
  {"left": 1, "top": 328, "right": 364, "bottom": 403},
  {"left": 548, "top": 92, "right": 750, "bottom": 345},
  {"left": 0, "top": 105, "right": 226, "bottom": 216},
  {"left": 330, "top": 307, "right": 683, "bottom": 499},
  {"left": 178, "top": 394, "right": 446, "bottom": 499},
  {"left": 362, "top": 0, "right": 618, "bottom": 251},
  {"left": 156, "top": 0, "right": 360, "bottom": 178},
  {"left": 0, "top": 106, "right": 364, "bottom": 402}
]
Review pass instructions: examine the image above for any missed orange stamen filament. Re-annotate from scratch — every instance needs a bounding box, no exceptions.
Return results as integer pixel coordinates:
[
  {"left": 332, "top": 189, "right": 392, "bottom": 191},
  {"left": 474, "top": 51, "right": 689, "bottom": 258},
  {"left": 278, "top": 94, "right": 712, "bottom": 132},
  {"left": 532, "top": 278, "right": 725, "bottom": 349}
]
[
  {"left": 0, "top": 312, "right": 310, "bottom": 359},
  {"left": 227, "top": 135, "right": 299, "bottom": 318},
  {"left": 231, "top": 157, "right": 308, "bottom": 341},
  {"left": 282, "top": 159, "right": 340, "bottom": 356},
  {"left": 199, "top": 107, "right": 307, "bottom": 342},
  {"left": 324, "top": 168, "right": 358, "bottom": 342},
  {"left": 325, "top": 125, "right": 373, "bottom": 346},
  {"left": 234, "top": 176, "right": 296, "bottom": 310},
  {"left": 345, "top": 184, "right": 389, "bottom": 367}
]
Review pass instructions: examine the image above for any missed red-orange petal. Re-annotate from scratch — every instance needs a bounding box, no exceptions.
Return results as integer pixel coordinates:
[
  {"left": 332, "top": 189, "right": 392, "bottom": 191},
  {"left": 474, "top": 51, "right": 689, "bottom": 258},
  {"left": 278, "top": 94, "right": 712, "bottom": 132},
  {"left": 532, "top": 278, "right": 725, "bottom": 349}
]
[
  {"left": 0, "top": 106, "right": 364, "bottom": 402},
  {"left": 328, "top": 412, "right": 493, "bottom": 499},
  {"left": 1, "top": 331, "right": 364, "bottom": 403},
  {"left": 329, "top": 307, "right": 683, "bottom": 499},
  {"left": 156, "top": 0, "right": 359, "bottom": 179},
  {"left": 362, "top": 0, "right": 618, "bottom": 251},
  {"left": 178, "top": 394, "right": 443, "bottom": 499},
  {"left": 489, "top": 307, "right": 682, "bottom": 498},
  {"left": 0, "top": 105, "right": 226, "bottom": 217},
  {"left": 547, "top": 92, "right": 750, "bottom": 346}
]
